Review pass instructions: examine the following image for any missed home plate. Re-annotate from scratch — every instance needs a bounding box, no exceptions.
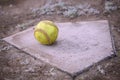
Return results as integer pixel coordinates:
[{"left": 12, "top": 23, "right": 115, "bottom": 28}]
[{"left": 3, "top": 20, "right": 115, "bottom": 75}]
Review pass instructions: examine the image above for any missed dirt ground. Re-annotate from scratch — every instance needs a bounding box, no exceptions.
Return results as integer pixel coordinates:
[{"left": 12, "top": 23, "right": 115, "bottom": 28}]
[{"left": 0, "top": 0, "right": 120, "bottom": 80}]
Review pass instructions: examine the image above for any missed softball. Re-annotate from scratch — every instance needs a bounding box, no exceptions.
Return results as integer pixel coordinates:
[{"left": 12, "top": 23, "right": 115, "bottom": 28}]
[{"left": 34, "top": 20, "right": 59, "bottom": 45}]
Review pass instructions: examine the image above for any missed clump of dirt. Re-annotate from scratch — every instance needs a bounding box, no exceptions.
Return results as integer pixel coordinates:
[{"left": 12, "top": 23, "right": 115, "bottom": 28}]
[{"left": 30, "top": 1, "right": 100, "bottom": 19}]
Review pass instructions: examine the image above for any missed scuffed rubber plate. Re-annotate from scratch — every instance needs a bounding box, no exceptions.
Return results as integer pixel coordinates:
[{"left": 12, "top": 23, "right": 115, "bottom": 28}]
[{"left": 3, "top": 20, "right": 114, "bottom": 74}]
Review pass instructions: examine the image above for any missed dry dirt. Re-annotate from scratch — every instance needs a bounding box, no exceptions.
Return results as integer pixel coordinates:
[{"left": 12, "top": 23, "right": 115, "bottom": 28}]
[{"left": 0, "top": 0, "right": 120, "bottom": 80}]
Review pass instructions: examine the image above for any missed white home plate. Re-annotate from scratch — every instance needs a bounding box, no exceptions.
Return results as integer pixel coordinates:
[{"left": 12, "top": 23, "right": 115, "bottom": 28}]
[{"left": 3, "top": 20, "right": 114, "bottom": 74}]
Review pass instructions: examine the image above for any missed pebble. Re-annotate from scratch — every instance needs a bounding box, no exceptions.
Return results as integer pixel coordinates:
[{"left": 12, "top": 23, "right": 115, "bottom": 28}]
[
  {"left": 97, "top": 66, "right": 105, "bottom": 75},
  {"left": 9, "top": 4, "right": 13, "bottom": 8}
]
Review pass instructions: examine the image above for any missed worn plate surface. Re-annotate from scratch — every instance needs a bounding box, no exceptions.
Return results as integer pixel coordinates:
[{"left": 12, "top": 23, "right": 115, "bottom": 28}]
[{"left": 3, "top": 20, "right": 114, "bottom": 74}]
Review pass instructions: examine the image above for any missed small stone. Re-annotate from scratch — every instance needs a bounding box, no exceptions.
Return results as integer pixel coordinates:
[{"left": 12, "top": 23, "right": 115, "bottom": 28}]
[
  {"left": 117, "top": 28, "right": 120, "bottom": 32},
  {"left": 20, "top": 59, "right": 30, "bottom": 65},
  {"left": 0, "top": 45, "right": 12, "bottom": 52},
  {"left": 9, "top": 4, "right": 13, "bottom": 7},
  {"left": 97, "top": 66, "right": 105, "bottom": 74},
  {"left": 25, "top": 67, "right": 35, "bottom": 72}
]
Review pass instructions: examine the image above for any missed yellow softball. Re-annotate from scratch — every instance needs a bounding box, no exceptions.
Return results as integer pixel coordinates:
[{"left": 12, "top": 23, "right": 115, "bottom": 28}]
[{"left": 34, "top": 20, "right": 59, "bottom": 45}]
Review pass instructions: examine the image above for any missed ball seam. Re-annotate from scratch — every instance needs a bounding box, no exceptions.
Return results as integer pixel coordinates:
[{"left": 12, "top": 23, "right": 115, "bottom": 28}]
[{"left": 34, "top": 29, "right": 51, "bottom": 44}]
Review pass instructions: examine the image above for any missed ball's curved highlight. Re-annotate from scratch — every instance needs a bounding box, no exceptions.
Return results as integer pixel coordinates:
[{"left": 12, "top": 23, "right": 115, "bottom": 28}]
[{"left": 34, "top": 20, "right": 59, "bottom": 45}]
